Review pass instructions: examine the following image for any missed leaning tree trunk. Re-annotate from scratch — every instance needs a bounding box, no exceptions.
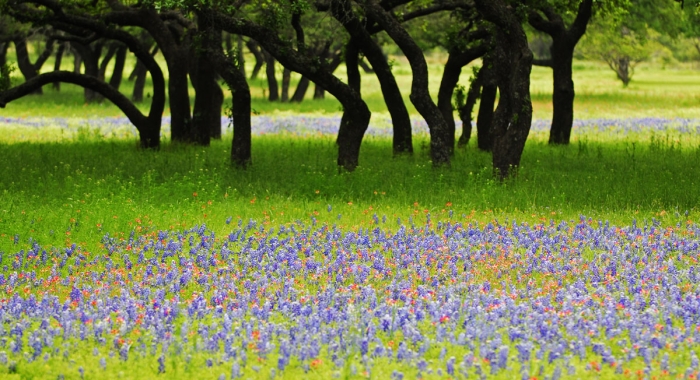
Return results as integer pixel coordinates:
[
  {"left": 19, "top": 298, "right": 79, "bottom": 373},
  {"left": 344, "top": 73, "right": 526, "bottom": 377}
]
[
  {"left": 208, "top": 9, "right": 371, "bottom": 171},
  {"left": 362, "top": 2, "right": 447, "bottom": 164},
  {"left": 246, "top": 39, "right": 265, "bottom": 80},
  {"left": 437, "top": 43, "right": 487, "bottom": 155},
  {"left": 98, "top": 44, "right": 118, "bottom": 82},
  {"left": 191, "top": 41, "right": 224, "bottom": 143},
  {"left": 290, "top": 76, "right": 310, "bottom": 102},
  {"left": 331, "top": 0, "right": 413, "bottom": 155},
  {"left": 109, "top": 45, "right": 127, "bottom": 90},
  {"left": 263, "top": 50, "right": 279, "bottom": 101},
  {"left": 14, "top": 38, "right": 54, "bottom": 95},
  {"left": 72, "top": 41, "right": 103, "bottom": 103},
  {"left": 476, "top": 61, "right": 496, "bottom": 152},
  {"left": 456, "top": 65, "right": 486, "bottom": 148},
  {"left": 475, "top": 0, "right": 533, "bottom": 179},
  {"left": 199, "top": 14, "right": 251, "bottom": 167},
  {"left": 131, "top": 45, "right": 158, "bottom": 102},
  {"left": 52, "top": 42, "right": 66, "bottom": 91}
]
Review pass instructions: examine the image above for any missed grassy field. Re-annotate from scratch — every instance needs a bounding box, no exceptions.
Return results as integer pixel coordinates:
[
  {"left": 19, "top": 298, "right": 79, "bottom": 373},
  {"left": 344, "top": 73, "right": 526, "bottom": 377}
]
[
  {"left": 1, "top": 46, "right": 700, "bottom": 379},
  {"left": 3, "top": 47, "right": 700, "bottom": 120}
]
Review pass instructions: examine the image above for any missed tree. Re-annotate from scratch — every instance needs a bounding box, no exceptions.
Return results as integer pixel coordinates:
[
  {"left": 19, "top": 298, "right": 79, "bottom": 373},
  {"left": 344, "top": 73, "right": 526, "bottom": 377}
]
[
  {"left": 2, "top": 0, "right": 166, "bottom": 148},
  {"left": 578, "top": 0, "right": 682, "bottom": 87},
  {"left": 528, "top": 0, "right": 593, "bottom": 145},
  {"left": 358, "top": 0, "right": 455, "bottom": 165},
  {"left": 205, "top": 2, "right": 372, "bottom": 171},
  {"left": 435, "top": 9, "right": 488, "bottom": 154},
  {"left": 474, "top": 0, "right": 534, "bottom": 179}
]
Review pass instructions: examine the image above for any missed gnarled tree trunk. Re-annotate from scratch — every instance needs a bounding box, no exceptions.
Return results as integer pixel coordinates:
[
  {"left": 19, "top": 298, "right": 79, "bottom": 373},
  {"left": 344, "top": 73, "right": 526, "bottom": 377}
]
[{"left": 475, "top": 0, "right": 534, "bottom": 179}]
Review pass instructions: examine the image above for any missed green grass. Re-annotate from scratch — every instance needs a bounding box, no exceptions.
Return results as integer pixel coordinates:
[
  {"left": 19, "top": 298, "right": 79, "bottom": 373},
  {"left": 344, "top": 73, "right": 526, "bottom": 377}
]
[
  {"left": 2, "top": 46, "right": 700, "bottom": 380},
  {"left": 1, "top": 128, "right": 698, "bottom": 254},
  {"left": 3, "top": 47, "right": 700, "bottom": 119}
]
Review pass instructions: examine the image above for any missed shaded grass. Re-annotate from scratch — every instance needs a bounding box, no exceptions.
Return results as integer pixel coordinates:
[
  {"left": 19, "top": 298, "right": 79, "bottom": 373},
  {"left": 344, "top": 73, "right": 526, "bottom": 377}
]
[{"left": 1, "top": 129, "right": 698, "bottom": 254}]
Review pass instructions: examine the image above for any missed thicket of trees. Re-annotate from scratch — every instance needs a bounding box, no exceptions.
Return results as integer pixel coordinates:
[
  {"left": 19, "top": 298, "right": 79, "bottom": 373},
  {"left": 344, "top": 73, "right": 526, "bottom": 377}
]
[{"left": 0, "top": 0, "right": 695, "bottom": 178}]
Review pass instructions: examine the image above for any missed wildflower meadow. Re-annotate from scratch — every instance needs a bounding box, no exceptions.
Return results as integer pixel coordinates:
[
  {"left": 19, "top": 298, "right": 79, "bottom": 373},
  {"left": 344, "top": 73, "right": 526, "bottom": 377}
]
[{"left": 1, "top": 112, "right": 700, "bottom": 379}]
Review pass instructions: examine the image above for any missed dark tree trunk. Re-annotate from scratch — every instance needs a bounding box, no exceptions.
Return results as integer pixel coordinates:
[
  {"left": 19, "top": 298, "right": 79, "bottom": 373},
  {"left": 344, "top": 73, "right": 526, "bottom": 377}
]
[
  {"left": 131, "top": 45, "right": 158, "bottom": 102},
  {"left": 455, "top": 77, "right": 480, "bottom": 148},
  {"left": 132, "top": 61, "right": 147, "bottom": 102},
  {"left": 14, "top": 38, "right": 54, "bottom": 95},
  {"left": 437, "top": 40, "right": 487, "bottom": 155},
  {"left": 0, "top": 42, "right": 7, "bottom": 68},
  {"left": 359, "top": 59, "right": 374, "bottom": 73},
  {"left": 101, "top": 7, "right": 195, "bottom": 142},
  {"left": 190, "top": 40, "right": 224, "bottom": 143},
  {"left": 72, "top": 41, "right": 104, "bottom": 103},
  {"left": 331, "top": 0, "right": 413, "bottom": 155},
  {"left": 198, "top": 12, "right": 251, "bottom": 167},
  {"left": 345, "top": 40, "right": 361, "bottom": 93},
  {"left": 281, "top": 68, "right": 291, "bottom": 102},
  {"left": 0, "top": 67, "right": 164, "bottom": 149},
  {"left": 290, "top": 76, "right": 310, "bottom": 102},
  {"left": 475, "top": 0, "right": 534, "bottom": 179},
  {"left": 109, "top": 45, "right": 127, "bottom": 90},
  {"left": 168, "top": 53, "right": 194, "bottom": 141},
  {"left": 263, "top": 50, "right": 279, "bottom": 101},
  {"left": 246, "top": 39, "right": 264, "bottom": 80},
  {"left": 549, "top": 44, "right": 576, "bottom": 144},
  {"left": 72, "top": 47, "right": 82, "bottom": 74},
  {"left": 210, "top": 10, "right": 371, "bottom": 171},
  {"left": 52, "top": 42, "right": 66, "bottom": 91},
  {"left": 313, "top": 51, "right": 342, "bottom": 100},
  {"left": 98, "top": 44, "right": 118, "bottom": 81},
  {"left": 363, "top": 2, "right": 448, "bottom": 163},
  {"left": 313, "top": 83, "right": 325, "bottom": 99},
  {"left": 528, "top": 0, "right": 592, "bottom": 145},
  {"left": 476, "top": 74, "right": 496, "bottom": 152},
  {"left": 237, "top": 34, "right": 245, "bottom": 76}
]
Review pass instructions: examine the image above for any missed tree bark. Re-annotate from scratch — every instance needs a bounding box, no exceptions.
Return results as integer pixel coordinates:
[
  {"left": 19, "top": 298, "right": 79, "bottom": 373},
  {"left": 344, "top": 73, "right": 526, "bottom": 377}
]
[
  {"left": 190, "top": 34, "right": 224, "bottom": 143},
  {"left": 197, "top": 11, "right": 251, "bottom": 167},
  {"left": 331, "top": 0, "right": 413, "bottom": 155},
  {"left": 0, "top": 71, "right": 163, "bottom": 148},
  {"left": 245, "top": 39, "right": 264, "bottom": 80},
  {"left": 529, "top": 0, "right": 593, "bottom": 145},
  {"left": 52, "top": 41, "right": 66, "bottom": 90},
  {"left": 98, "top": 43, "right": 118, "bottom": 81},
  {"left": 345, "top": 39, "right": 361, "bottom": 93},
  {"left": 0, "top": 42, "right": 7, "bottom": 68},
  {"left": 474, "top": 0, "right": 534, "bottom": 179},
  {"left": 131, "top": 45, "right": 158, "bottom": 102},
  {"left": 208, "top": 10, "right": 371, "bottom": 171},
  {"left": 362, "top": 1, "right": 448, "bottom": 163},
  {"left": 14, "top": 37, "right": 55, "bottom": 95},
  {"left": 109, "top": 45, "right": 127, "bottom": 90},
  {"left": 281, "top": 68, "right": 291, "bottom": 102},
  {"left": 72, "top": 41, "right": 103, "bottom": 103},
  {"left": 101, "top": 6, "right": 194, "bottom": 143},
  {"left": 290, "top": 76, "right": 310, "bottom": 102},
  {"left": 263, "top": 49, "right": 279, "bottom": 101},
  {"left": 436, "top": 40, "right": 487, "bottom": 155},
  {"left": 475, "top": 70, "right": 496, "bottom": 152}
]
